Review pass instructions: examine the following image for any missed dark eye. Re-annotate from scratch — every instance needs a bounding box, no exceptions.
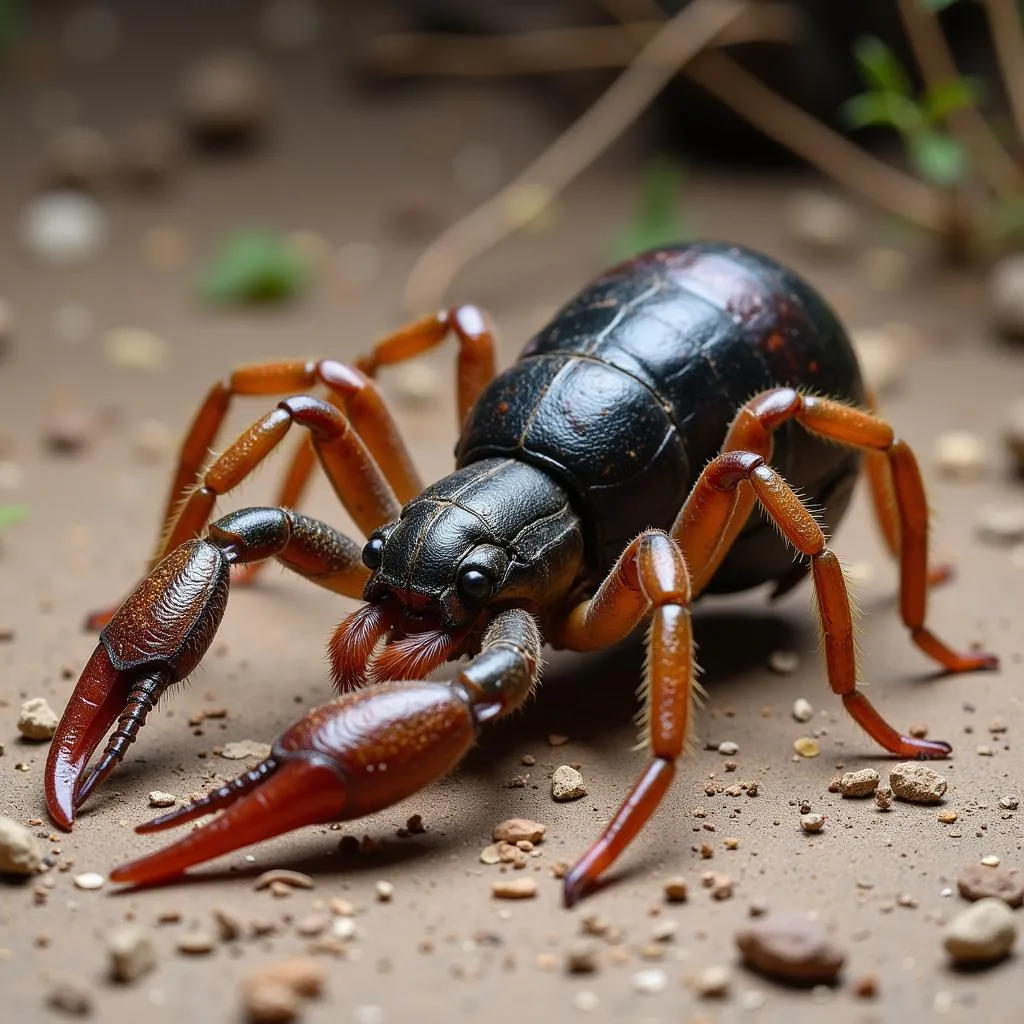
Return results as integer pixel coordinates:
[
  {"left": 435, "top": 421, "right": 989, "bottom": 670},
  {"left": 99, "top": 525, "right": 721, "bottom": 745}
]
[
  {"left": 458, "top": 568, "right": 492, "bottom": 602},
  {"left": 362, "top": 537, "right": 384, "bottom": 569}
]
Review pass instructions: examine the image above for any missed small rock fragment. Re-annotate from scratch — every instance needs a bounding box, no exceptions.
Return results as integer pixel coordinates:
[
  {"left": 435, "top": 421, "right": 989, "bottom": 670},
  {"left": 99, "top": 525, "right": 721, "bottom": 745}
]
[
  {"left": 479, "top": 844, "right": 501, "bottom": 865},
  {"left": 768, "top": 650, "right": 800, "bottom": 675},
  {"left": 889, "top": 762, "right": 947, "bottom": 804},
  {"left": 120, "top": 119, "right": 183, "bottom": 187},
  {"left": 998, "top": 796, "right": 1019, "bottom": 811},
  {"left": 254, "top": 869, "right": 314, "bottom": 891},
  {"left": 375, "top": 880, "right": 394, "bottom": 902},
  {"left": 18, "top": 696, "right": 59, "bottom": 740},
  {"left": 800, "top": 813, "right": 825, "bottom": 833},
  {"left": 572, "top": 991, "right": 599, "bottom": 1012},
  {"left": 565, "top": 942, "right": 599, "bottom": 974},
  {"left": 664, "top": 876, "right": 688, "bottom": 902},
  {"left": 20, "top": 191, "right": 108, "bottom": 265},
  {"left": 791, "top": 698, "right": 814, "bottom": 723},
  {"left": 934, "top": 430, "right": 988, "bottom": 481},
  {"left": 981, "top": 855, "right": 1001, "bottom": 867},
  {"left": 242, "top": 980, "right": 300, "bottom": 1023},
  {"left": 853, "top": 975, "right": 879, "bottom": 999},
  {"left": 492, "top": 877, "right": 537, "bottom": 899},
  {"left": 73, "top": 872, "right": 105, "bottom": 890},
  {"left": 212, "top": 905, "right": 244, "bottom": 941},
  {"left": 492, "top": 818, "right": 546, "bottom": 844},
  {"left": 717, "top": 740, "right": 739, "bottom": 756},
  {"left": 148, "top": 790, "right": 177, "bottom": 808},
  {"left": 793, "top": 737, "right": 820, "bottom": 758},
  {"left": 736, "top": 913, "right": 845, "bottom": 984},
  {"left": 957, "top": 864, "right": 1024, "bottom": 908},
  {"left": 0, "top": 817, "right": 43, "bottom": 875},
  {"left": 551, "top": 764, "right": 586, "bottom": 801},
  {"left": 693, "top": 964, "right": 732, "bottom": 998},
  {"left": 180, "top": 51, "right": 270, "bottom": 146},
  {"left": 839, "top": 768, "right": 880, "bottom": 798},
  {"left": 874, "top": 787, "right": 893, "bottom": 810},
  {"left": 222, "top": 739, "right": 273, "bottom": 761},
  {"left": 943, "top": 898, "right": 1017, "bottom": 965},
  {"left": 177, "top": 930, "right": 216, "bottom": 955},
  {"left": 107, "top": 926, "right": 157, "bottom": 983},
  {"left": 632, "top": 967, "right": 667, "bottom": 994},
  {"left": 988, "top": 253, "right": 1024, "bottom": 340},
  {"left": 976, "top": 504, "right": 1024, "bottom": 546},
  {"left": 46, "top": 975, "right": 94, "bottom": 1016},
  {"left": 938, "top": 810, "right": 958, "bottom": 824}
]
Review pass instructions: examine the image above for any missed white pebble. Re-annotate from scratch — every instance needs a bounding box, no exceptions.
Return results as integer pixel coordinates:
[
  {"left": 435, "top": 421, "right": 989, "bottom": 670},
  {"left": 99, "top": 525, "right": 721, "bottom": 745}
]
[
  {"left": 981, "top": 855, "right": 1001, "bottom": 867},
  {"left": 107, "top": 926, "right": 156, "bottom": 983},
  {"left": 20, "top": 192, "right": 108, "bottom": 265},
  {"left": 791, "top": 698, "right": 814, "bottom": 723},
  {"left": 572, "top": 990, "right": 600, "bottom": 1012},
  {"left": 551, "top": 765, "right": 586, "bottom": 801},
  {"left": 74, "top": 872, "right": 106, "bottom": 890},
  {"left": 693, "top": 964, "right": 732, "bottom": 997},
  {"left": 375, "top": 880, "right": 394, "bottom": 902},
  {"left": 768, "top": 650, "right": 799, "bottom": 675},
  {"left": 632, "top": 967, "right": 667, "bottom": 994},
  {"left": 801, "top": 813, "right": 826, "bottom": 833},
  {"left": 717, "top": 741, "right": 739, "bottom": 756},
  {"left": 943, "top": 898, "right": 1017, "bottom": 964},
  {"left": 934, "top": 431, "right": 988, "bottom": 481}
]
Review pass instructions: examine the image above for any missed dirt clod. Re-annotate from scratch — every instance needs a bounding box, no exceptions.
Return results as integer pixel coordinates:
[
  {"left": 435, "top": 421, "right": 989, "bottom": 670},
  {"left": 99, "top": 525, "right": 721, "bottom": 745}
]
[
  {"left": 943, "top": 898, "right": 1017, "bottom": 965},
  {"left": 551, "top": 765, "right": 586, "bottom": 801},
  {"left": 889, "top": 762, "right": 947, "bottom": 804},
  {"left": 491, "top": 877, "right": 537, "bottom": 899},
  {"left": 492, "top": 818, "right": 546, "bottom": 844},
  {"left": 957, "top": 864, "right": 1024, "bottom": 908},
  {"left": 0, "top": 816, "right": 43, "bottom": 874},
  {"left": 17, "top": 697, "right": 59, "bottom": 740},
  {"left": 839, "top": 768, "right": 879, "bottom": 798},
  {"left": 107, "top": 926, "right": 157, "bottom": 983},
  {"left": 735, "top": 913, "right": 845, "bottom": 985}
]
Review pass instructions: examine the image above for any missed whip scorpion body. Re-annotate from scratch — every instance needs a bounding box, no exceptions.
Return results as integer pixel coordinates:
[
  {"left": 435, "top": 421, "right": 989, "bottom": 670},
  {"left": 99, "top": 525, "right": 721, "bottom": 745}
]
[{"left": 45, "top": 242, "right": 997, "bottom": 905}]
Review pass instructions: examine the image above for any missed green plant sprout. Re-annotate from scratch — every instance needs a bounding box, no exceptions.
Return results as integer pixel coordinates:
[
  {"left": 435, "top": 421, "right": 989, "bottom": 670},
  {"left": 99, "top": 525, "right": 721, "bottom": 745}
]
[
  {"left": 841, "top": 35, "right": 979, "bottom": 188},
  {"left": 0, "top": 504, "right": 29, "bottom": 530},
  {"left": 199, "top": 229, "right": 310, "bottom": 304},
  {"left": 610, "top": 158, "right": 691, "bottom": 262}
]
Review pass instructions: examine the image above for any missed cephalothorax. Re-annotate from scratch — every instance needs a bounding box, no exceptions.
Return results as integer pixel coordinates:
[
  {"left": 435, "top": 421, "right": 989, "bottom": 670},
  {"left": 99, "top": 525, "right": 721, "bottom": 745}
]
[{"left": 45, "top": 242, "right": 997, "bottom": 904}]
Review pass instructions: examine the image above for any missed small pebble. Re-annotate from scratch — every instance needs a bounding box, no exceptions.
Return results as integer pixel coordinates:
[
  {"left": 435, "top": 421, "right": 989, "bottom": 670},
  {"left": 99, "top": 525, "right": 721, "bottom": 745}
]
[
  {"left": 933, "top": 430, "right": 988, "bottom": 481},
  {"left": 768, "top": 650, "right": 800, "bottom": 675},
  {"left": 46, "top": 125, "right": 112, "bottom": 191},
  {"left": 853, "top": 975, "right": 879, "bottom": 999},
  {"left": 664, "top": 876, "right": 688, "bottom": 902},
  {"left": 254, "top": 869, "right": 314, "bottom": 891},
  {"left": 908, "top": 723, "right": 929, "bottom": 738},
  {"left": 17, "top": 696, "right": 59, "bottom": 740},
  {"left": 572, "top": 991, "right": 599, "bottom": 1012},
  {"left": 717, "top": 741, "right": 739, "bottom": 756},
  {"left": 938, "top": 810, "right": 958, "bottom": 824},
  {"left": 492, "top": 877, "right": 537, "bottom": 899},
  {"left": 632, "top": 968, "right": 667, "bottom": 994},
  {"left": 46, "top": 975, "right": 94, "bottom": 1016},
  {"left": 943, "top": 898, "right": 1017, "bottom": 965},
  {"left": 800, "top": 813, "right": 826, "bottom": 833},
  {"left": 957, "top": 863, "right": 1024, "bottom": 907},
  {"left": 736, "top": 913, "right": 845, "bottom": 984},
  {"left": 107, "top": 926, "right": 157, "bottom": 983},
  {"left": 73, "top": 872, "right": 105, "bottom": 890},
  {"left": 242, "top": 980, "right": 300, "bottom": 1023},
  {"left": 988, "top": 253, "right": 1024, "bottom": 340},
  {"left": 177, "top": 930, "right": 216, "bottom": 955},
  {"left": 693, "top": 964, "right": 732, "bottom": 998},
  {"left": 975, "top": 504, "right": 1024, "bottom": 545},
  {"left": 889, "top": 762, "right": 947, "bottom": 804},
  {"left": 212, "top": 905, "right": 245, "bottom": 941},
  {"left": 375, "top": 880, "right": 394, "bottom": 902},
  {"left": 565, "top": 942, "right": 599, "bottom": 974},
  {"left": 791, "top": 698, "right": 814, "bottom": 723},
  {"left": 981, "top": 855, "right": 1001, "bottom": 867},
  {"left": 786, "top": 191, "right": 858, "bottom": 255},
  {"left": 103, "top": 328, "right": 170, "bottom": 373},
  {"left": 551, "top": 765, "right": 586, "bottom": 801},
  {"left": 222, "top": 739, "right": 273, "bottom": 761},
  {"left": 0, "top": 817, "right": 43, "bottom": 875},
  {"left": 839, "top": 768, "right": 879, "bottom": 798},
  {"left": 20, "top": 191, "right": 108, "bottom": 265},
  {"left": 998, "top": 796, "right": 1018, "bottom": 810},
  {"left": 874, "top": 787, "right": 893, "bottom": 810},
  {"left": 148, "top": 791, "right": 177, "bottom": 808},
  {"left": 793, "top": 737, "right": 820, "bottom": 758},
  {"left": 180, "top": 51, "right": 270, "bottom": 146},
  {"left": 492, "top": 818, "right": 546, "bottom": 844},
  {"left": 120, "top": 120, "right": 183, "bottom": 187}
]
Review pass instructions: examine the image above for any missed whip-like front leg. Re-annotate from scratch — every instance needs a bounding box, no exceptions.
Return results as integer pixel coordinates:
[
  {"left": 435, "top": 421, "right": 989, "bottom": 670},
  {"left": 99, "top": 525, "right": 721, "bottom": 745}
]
[
  {"left": 46, "top": 509, "right": 368, "bottom": 830},
  {"left": 108, "top": 609, "right": 541, "bottom": 887}
]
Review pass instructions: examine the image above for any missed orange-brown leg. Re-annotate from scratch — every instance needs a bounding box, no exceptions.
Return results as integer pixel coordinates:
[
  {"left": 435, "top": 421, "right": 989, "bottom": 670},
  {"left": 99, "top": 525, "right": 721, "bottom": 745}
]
[
  {"left": 552, "top": 531, "right": 696, "bottom": 906},
  {"left": 671, "top": 388, "right": 995, "bottom": 675}
]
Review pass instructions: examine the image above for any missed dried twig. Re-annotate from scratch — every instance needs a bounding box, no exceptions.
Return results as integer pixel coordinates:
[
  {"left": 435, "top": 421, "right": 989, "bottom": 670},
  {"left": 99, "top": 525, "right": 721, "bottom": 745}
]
[
  {"left": 402, "top": 0, "right": 748, "bottom": 312},
  {"left": 897, "top": 0, "right": 1021, "bottom": 198},
  {"left": 981, "top": 0, "right": 1024, "bottom": 146}
]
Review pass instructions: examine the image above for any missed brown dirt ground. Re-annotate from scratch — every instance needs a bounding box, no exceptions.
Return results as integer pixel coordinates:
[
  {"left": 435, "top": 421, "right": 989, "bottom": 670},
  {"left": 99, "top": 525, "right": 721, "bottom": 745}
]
[{"left": 1, "top": 5, "right": 1022, "bottom": 1022}]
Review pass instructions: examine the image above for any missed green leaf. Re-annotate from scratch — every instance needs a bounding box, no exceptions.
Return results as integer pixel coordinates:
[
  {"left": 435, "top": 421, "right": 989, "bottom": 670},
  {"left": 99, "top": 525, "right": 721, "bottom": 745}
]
[
  {"left": 199, "top": 229, "right": 309, "bottom": 304},
  {"left": 0, "top": 504, "right": 29, "bottom": 529},
  {"left": 610, "top": 158, "right": 691, "bottom": 261},
  {"left": 921, "top": 0, "right": 961, "bottom": 11},
  {"left": 922, "top": 77, "right": 981, "bottom": 124},
  {"left": 841, "top": 92, "right": 923, "bottom": 133},
  {"left": 908, "top": 131, "right": 968, "bottom": 186},
  {"left": 852, "top": 36, "right": 912, "bottom": 96}
]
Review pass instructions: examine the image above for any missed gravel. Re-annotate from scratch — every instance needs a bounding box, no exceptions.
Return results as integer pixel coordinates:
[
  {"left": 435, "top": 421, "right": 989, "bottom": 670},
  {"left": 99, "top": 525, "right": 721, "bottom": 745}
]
[
  {"left": 735, "top": 913, "right": 845, "bottom": 985},
  {"left": 943, "top": 898, "right": 1017, "bottom": 965},
  {"left": 889, "top": 762, "right": 948, "bottom": 804},
  {"left": 0, "top": 817, "right": 43, "bottom": 875},
  {"left": 551, "top": 765, "right": 586, "bottom": 801}
]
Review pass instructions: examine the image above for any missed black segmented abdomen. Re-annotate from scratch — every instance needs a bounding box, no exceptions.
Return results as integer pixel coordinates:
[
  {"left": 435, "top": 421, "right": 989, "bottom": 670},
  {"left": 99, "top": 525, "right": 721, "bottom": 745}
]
[{"left": 456, "top": 242, "right": 865, "bottom": 593}]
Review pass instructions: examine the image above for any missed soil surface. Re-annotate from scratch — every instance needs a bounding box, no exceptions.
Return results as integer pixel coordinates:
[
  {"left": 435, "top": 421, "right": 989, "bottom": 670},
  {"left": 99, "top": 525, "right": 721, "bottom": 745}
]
[{"left": 1, "top": 5, "right": 1022, "bottom": 1022}]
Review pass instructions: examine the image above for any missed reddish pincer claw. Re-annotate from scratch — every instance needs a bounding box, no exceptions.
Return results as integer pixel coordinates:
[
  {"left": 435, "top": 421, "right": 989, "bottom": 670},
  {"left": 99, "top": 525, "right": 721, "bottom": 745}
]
[
  {"left": 110, "top": 680, "right": 479, "bottom": 887},
  {"left": 46, "top": 539, "right": 231, "bottom": 830}
]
